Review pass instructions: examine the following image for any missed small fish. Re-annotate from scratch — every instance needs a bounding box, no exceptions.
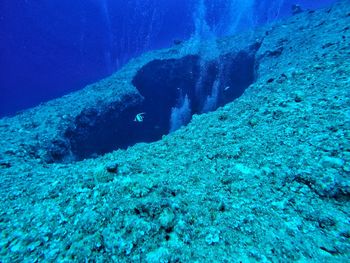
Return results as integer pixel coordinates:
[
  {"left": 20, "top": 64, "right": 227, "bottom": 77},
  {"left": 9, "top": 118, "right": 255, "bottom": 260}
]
[
  {"left": 291, "top": 4, "right": 303, "bottom": 15},
  {"left": 224, "top": 86, "right": 231, "bottom": 91},
  {"left": 134, "top": 112, "right": 146, "bottom": 122}
]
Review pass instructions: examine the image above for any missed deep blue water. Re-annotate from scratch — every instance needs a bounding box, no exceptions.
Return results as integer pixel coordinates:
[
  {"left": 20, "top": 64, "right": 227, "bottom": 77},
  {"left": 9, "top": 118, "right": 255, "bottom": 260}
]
[{"left": 0, "top": 0, "right": 336, "bottom": 117}]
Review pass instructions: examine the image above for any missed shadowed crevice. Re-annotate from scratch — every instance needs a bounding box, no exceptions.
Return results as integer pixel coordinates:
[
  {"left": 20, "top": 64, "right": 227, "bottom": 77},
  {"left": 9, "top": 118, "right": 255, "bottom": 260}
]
[{"left": 55, "top": 50, "right": 257, "bottom": 162}]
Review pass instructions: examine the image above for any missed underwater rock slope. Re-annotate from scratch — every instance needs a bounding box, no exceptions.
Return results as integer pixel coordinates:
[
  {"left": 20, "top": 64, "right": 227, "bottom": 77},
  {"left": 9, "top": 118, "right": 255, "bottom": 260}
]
[
  {"left": 0, "top": 31, "right": 260, "bottom": 163},
  {"left": 0, "top": 0, "right": 350, "bottom": 262}
]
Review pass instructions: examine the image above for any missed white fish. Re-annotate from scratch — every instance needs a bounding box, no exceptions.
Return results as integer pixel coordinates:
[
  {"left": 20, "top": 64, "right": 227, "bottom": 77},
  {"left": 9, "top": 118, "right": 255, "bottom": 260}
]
[{"left": 134, "top": 112, "right": 146, "bottom": 122}]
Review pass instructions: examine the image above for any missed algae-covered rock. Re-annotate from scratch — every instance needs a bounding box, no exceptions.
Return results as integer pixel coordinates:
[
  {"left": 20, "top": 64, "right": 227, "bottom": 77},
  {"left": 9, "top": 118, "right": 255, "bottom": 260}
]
[{"left": 0, "top": 1, "right": 350, "bottom": 262}]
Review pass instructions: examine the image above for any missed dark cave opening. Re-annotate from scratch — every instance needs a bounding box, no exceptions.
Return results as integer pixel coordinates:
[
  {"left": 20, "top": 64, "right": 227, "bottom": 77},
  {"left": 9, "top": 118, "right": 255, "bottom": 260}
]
[
  {"left": 62, "top": 51, "right": 256, "bottom": 162},
  {"left": 131, "top": 51, "right": 256, "bottom": 136}
]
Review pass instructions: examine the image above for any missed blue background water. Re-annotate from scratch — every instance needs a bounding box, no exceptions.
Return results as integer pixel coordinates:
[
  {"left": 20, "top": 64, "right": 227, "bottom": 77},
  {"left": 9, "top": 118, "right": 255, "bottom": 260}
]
[{"left": 0, "top": 0, "right": 336, "bottom": 117}]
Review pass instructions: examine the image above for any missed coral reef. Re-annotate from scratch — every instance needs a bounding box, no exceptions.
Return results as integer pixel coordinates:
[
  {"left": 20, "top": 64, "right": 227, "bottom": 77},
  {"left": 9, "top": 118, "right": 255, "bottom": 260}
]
[{"left": 0, "top": 1, "right": 349, "bottom": 262}]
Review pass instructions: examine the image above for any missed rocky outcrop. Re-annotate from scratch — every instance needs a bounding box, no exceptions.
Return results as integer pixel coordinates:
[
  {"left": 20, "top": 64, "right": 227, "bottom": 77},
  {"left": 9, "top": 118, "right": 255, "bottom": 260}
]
[{"left": 0, "top": 1, "right": 349, "bottom": 262}]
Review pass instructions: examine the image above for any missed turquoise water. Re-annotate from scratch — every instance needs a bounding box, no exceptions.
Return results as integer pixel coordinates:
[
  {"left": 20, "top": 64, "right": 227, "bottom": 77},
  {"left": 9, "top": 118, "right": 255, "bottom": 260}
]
[{"left": 0, "top": 0, "right": 349, "bottom": 262}]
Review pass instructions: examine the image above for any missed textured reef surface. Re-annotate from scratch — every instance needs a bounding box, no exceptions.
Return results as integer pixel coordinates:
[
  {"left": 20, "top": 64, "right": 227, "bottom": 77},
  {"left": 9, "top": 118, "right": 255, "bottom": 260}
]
[{"left": 0, "top": 1, "right": 350, "bottom": 262}]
